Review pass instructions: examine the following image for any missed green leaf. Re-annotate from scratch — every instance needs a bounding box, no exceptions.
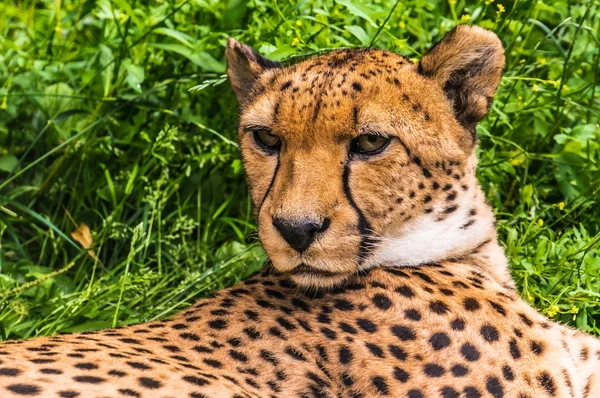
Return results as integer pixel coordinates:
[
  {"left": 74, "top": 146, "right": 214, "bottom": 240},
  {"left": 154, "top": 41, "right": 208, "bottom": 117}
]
[
  {"left": 149, "top": 44, "right": 224, "bottom": 72},
  {"left": 335, "top": 0, "right": 377, "bottom": 27},
  {"left": 153, "top": 27, "right": 195, "bottom": 48},
  {"left": 0, "top": 155, "right": 18, "bottom": 173},
  {"left": 344, "top": 25, "right": 371, "bottom": 45}
]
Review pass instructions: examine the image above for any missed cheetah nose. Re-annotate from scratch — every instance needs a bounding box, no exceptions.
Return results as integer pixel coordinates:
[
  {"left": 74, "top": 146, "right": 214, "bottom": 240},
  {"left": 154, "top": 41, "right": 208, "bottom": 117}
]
[{"left": 272, "top": 217, "right": 330, "bottom": 253}]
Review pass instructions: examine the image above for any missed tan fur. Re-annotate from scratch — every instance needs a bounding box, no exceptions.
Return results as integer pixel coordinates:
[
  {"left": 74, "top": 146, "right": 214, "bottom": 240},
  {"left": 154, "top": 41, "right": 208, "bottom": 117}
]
[{"left": 0, "top": 26, "right": 598, "bottom": 398}]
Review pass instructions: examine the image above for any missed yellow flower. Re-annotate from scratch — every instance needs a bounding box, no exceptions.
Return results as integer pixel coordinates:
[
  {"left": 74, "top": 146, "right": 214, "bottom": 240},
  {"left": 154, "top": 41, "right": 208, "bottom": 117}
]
[
  {"left": 532, "top": 84, "right": 540, "bottom": 92},
  {"left": 538, "top": 58, "right": 547, "bottom": 65},
  {"left": 510, "top": 157, "right": 524, "bottom": 166},
  {"left": 497, "top": 4, "right": 505, "bottom": 13},
  {"left": 295, "top": 19, "right": 302, "bottom": 27},
  {"left": 552, "top": 80, "right": 560, "bottom": 88},
  {"left": 527, "top": 294, "right": 533, "bottom": 302},
  {"left": 449, "top": 0, "right": 457, "bottom": 5},
  {"left": 0, "top": 99, "right": 6, "bottom": 110},
  {"left": 399, "top": 21, "right": 406, "bottom": 29},
  {"left": 291, "top": 37, "right": 300, "bottom": 47},
  {"left": 54, "top": 25, "right": 61, "bottom": 33},
  {"left": 537, "top": 219, "right": 544, "bottom": 227},
  {"left": 120, "top": 13, "right": 126, "bottom": 20},
  {"left": 577, "top": 68, "right": 583, "bottom": 75},
  {"left": 557, "top": 202, "right": 565, "bottom": 211},
  {"left": 546, "top": 305, "right": 559, "bottom": 317},
  {"left": 570, "top": 306, "right": 579, "bottom": 314},
  {"left": 333, "top": 9, "right": 340, "bottom": 16},
  {"left": 517, "top": 96, "right": 523, "bottom": 101},
  {"left": 562, "top": 84, "right": 569, "bottom": 92},
  {"left": 519, "top": 59, "right": 525, "bottom": 64},
  {"left": 485, "top": 0, "right": 494, "bottom": 4},
  {"left": 460, "top": 14, "right": 471, "bottom": 23}
]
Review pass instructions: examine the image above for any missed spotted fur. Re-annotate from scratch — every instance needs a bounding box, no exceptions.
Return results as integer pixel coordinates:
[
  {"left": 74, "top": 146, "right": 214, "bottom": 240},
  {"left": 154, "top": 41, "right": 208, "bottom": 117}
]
[{"left": 1, "top": 25, "right": 598, "bottom": 398}]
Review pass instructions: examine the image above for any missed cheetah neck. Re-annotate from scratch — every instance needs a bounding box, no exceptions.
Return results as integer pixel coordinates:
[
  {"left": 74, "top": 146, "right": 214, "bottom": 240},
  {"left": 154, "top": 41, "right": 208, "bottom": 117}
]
[{"left": 366, "top": 157, "right": 513, "bottom": 289}]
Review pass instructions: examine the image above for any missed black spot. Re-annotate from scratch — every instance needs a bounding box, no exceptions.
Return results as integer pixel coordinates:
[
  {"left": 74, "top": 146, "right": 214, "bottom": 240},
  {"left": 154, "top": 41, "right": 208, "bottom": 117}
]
[
  {"left": 424, "top": 363, "right": 445, "bottom": 377},
  {"left": 451, "top": 364, "right": 468, "bottom": 377},
  {"left": 118, "top": 389, "right": 140, "bottom": 397},
  {"left": 463, "top": 297, "right": 481, "bottom": 311},
  {"left": 502, "top": 365, "right": 514, "bottom": 381},
  {"left": 229, "top": 350, "right": 248, "bottom": 362},
  {"left": 441, "top": 386, "right": 460, "bottom": 398},
  {"left": 285, "top": 346, "right": 307, "bottom": 361},
  {"left": 486, "top": 377, "right": 504, "bottom": 397},
  {"left": 73, "top": 376, "right": 106, "bottom": 384},
  {"left": 356, "top": 319, "right": 377, "bottom": 333},
  {"left": 372, "top": 294, "right": 392, "bottom": 310},
  {"left": 391, "top": 325, "right": 416, "bottom": 341},
  {"left": 341, "top": 372, "right": 354, "bottom": 386},
  {"left": 404, "top": 309, "right": 421, "bottom": 321},
  {"left": 203, "top": 359, "right": 223, "bottom": 368},
  {"left": 6, "top": 384, "right": 41, "bottom": 395},
  {"left": 280, "top": 81, "right": 292, "bottom": 91},
  {"left": 108, "top": 370, "right": 126, "bottom": 377},
  {"left": 126, "top": 362, "right": 151, "bottom": 370},
  {"left": 320, "top": 327, "right": 337, "bottom": 340},
  {"left": 276, "top": 317, "right": 296, "bottom": 331},
  {"left": 429, "top": 332, "right": 451, "bottom": 350},
  {"left": 518, "top": 313, "right": 533, "bottom": 326},
  {"left": 339, "top": 346, "right": 353, "bottom": 364},
  {"left": 365, "top": 343, "right": 384, "bottom": 358},
  {"left": 171, "top": 323, "right": 188, "bottom": 329},
  {"left": 244, "top": 310, "right": 260, "bottom": 321},
  {"left": 460, "top": 343, "right": 480, "bottom": 361},
  {"left": 179, "top": 333, "right": 200, "bottom": 341},
  {"left": 352, "top": 82, "right": 362, "bottom": 92},
  {"left": 0, "top": 368, "right": 21, "bottom": 376},
  {"left": 371, "top": 376, "right": 389, "bottom": 395},
  {"left": 464, "top": 386, "right": 482, "bottom": 398},
  {"left": 530, "top": 341, "right": 544, "bottom": 355},
  {"left": 265, "top": 289, "right": 285, "bottom": 300},
  {"left": 291, "top": 298, "right": 311, "bottom": 312},
  {"left": 40, "top": 368, "right": 62, "bottom": 375},
  {"left": 393, "top": 367, "right": 409, "bottom": 383},
  {"left": 208, "top": 319, "right": 227, "bottom": 330},
  {"left": 389, "top": 345, "right": 407, "bottom": 361},
  {"left": 183, "top": 375, "right": 210, "bottom": 387},
  {"left": 429, "top": 300, "right": 449, "bottom": 314},
  {"left": 509, "top": 339, "right": 521, "bottom": 359},
  {"left": 480, "top": 325, "right": 500, "bottom": 342},
  {"left": 334, "top": 298, "right": 354, "bottom": 311},
  {"left": 538, "top": 372, "right": 556, "bottom": 396},
  {"left": 407, "top": 390, "right": 424, "bottom": 398},
  {"left": 243, "top": 327, "right": 261, "bottom": 340},
  {"left": 395, "top": 285, "right": 415, "bottom": 298},
  {"left": 450, "top": 318, "right": 465, "bottom": 331},
  {"left": 59, "top": 391, "right": 80, "bottom": 398}
]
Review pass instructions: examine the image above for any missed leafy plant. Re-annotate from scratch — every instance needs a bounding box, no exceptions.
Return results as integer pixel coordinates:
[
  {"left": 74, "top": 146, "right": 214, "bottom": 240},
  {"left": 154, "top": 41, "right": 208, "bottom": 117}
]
[{"left": 0, "top": 0, "right": 598, "bottom": 339}]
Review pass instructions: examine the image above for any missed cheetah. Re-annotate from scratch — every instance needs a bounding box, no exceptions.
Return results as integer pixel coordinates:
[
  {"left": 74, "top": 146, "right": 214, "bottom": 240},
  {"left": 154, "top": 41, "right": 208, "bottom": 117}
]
[{"left": 1, "top": 25, "right": 599, "bottom": 398}]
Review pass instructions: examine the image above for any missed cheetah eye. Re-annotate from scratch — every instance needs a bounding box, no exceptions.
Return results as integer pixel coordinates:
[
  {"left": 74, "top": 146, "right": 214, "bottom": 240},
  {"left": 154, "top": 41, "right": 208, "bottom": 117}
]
[
  {"left": 253, "top": 129, "right": 281, "bottom": 152},
  {"left": 351, "top": 134, "right": 390, "bottom": 155}
]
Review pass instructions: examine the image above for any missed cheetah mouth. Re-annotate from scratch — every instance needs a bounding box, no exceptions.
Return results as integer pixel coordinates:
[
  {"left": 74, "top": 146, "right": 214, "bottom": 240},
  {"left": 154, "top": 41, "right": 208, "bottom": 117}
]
[{"left": 289, "top": 263, "right": 348, "bottom": 278}]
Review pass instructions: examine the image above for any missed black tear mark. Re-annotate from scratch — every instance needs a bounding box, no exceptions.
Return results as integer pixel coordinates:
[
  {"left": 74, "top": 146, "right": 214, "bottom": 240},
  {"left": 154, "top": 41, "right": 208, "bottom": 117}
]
[
  {"left": 342, "top": 164, "right": 375, "bottom": 263},
  {"left": 258, "top": 157, "right": 280, "bottom": 216}
]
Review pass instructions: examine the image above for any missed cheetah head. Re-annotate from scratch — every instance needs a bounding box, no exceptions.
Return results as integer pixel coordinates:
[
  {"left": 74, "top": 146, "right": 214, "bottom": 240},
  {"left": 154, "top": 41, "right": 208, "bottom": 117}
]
[{"left": 226, "top": 26, "right": 505, "bottom": 288}]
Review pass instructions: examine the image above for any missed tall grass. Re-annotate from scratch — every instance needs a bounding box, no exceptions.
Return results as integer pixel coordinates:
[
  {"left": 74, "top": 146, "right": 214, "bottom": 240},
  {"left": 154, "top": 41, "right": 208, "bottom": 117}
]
[{"left": 0, "top": 0, "right": 599, "bottom": 340}]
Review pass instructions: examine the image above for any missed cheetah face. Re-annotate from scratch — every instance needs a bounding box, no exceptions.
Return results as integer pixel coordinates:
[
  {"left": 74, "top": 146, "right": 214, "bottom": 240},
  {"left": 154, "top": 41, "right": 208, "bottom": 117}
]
[{"left": 226, "top": 26, "right": 504, "bottom": 288}]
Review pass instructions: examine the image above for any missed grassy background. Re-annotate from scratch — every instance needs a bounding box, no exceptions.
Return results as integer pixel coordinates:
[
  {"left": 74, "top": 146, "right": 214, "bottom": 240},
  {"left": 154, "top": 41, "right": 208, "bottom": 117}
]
[{"left": 0, "top": 0, "right": 599, "bottom": 340}]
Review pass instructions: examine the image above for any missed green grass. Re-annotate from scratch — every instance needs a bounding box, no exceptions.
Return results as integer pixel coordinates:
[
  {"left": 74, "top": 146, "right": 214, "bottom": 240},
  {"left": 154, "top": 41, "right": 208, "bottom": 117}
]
[{"left": 0, "top": 0, "right": 599, "bottom": 340}]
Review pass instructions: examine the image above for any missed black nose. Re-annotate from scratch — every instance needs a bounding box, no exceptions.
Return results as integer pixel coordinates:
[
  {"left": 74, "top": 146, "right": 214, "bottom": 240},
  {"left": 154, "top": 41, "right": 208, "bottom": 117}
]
[{"left": 272, "top": 217, "right": 330, "bottom": 253}]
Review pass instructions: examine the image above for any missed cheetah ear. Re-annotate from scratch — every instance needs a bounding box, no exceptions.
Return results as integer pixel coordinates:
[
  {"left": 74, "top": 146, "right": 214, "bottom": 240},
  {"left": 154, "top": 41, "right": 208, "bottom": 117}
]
[
  {"left": 418, "top": 25, "right": 505, "bottom": 139},
  {"left": 226, "top": 38, "right": 281, "bottom": 105}
]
